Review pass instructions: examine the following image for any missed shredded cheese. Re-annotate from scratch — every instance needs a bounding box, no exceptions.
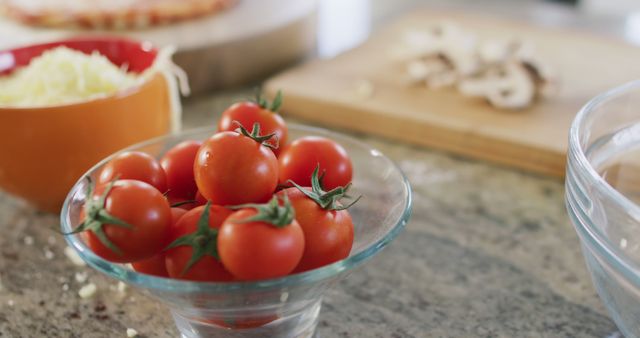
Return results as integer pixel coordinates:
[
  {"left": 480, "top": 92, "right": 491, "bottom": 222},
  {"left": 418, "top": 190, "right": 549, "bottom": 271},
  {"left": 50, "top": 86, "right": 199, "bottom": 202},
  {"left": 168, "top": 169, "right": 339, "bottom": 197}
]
[
  {"left": 0, "top": 47, "right": 141, "bottom": 107},
  {"left": 0, "top": 45, "right": 189, "bottom": 111}
]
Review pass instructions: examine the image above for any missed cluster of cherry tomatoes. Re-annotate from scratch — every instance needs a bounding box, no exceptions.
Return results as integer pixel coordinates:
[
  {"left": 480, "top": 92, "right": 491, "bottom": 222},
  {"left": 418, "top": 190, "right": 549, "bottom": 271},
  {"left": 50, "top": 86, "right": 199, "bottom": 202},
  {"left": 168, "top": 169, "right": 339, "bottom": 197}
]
[{"left": 71, "top": 92, "right": 359, "bottom": 282}]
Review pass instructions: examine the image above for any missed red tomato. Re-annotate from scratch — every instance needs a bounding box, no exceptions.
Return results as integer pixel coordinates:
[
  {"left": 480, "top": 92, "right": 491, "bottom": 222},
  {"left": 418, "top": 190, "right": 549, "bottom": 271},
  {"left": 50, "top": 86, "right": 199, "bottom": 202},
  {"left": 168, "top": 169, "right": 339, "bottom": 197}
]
[
  {"left": 204, "top": 315, "right": 278, "bottom": 329},
  {"left": 169, "top": 207, "right": 189, "bottom": 231},
  {"left": 160, "top": 140, "right": 202, "bottom": 199},
  {"left": 194, "top": 190, "right": 207, "bottom": 207},
  {"left": 131, "top": 207, "right": 188, "bottom": 277},
  {"left": 168, "top": 190, "right": 206, "bottom": 210},
  {"left": 194, "top": 131, "right": 278, "bottom": 205},
  {"left": 278, "top": 137, "right": 352, "bottom": 190},
  {"left": 131, "top": 254, "right": 168, "bottom": 277},
  {"left": 218, "top": 102, "right": 288, "bottom": 155},
  {"left": 167, "top": 195, "right": 198, "bottom": 210},
  {"left": 218, "top": 205, "right": 304, "bottom": 281},
  {"left": 278, "top": 187, "right": 354, "bottom": 272},
  {"left": 79, "top": 180, "right": 171, "bottom": 263},
  {"left": 99, "top": 151, "right": 167, "bottom": 193},
  {"left": 165, "top": 205, "right": 234, "bottom": 281}
]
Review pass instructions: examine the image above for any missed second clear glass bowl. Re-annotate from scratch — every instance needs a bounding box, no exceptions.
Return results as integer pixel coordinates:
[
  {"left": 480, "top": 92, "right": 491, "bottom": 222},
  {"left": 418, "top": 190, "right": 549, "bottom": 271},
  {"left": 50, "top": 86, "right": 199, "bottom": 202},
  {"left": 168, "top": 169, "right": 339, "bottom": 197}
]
[{"left": 566, "top": 80, "right": 640, "bottom": 337}]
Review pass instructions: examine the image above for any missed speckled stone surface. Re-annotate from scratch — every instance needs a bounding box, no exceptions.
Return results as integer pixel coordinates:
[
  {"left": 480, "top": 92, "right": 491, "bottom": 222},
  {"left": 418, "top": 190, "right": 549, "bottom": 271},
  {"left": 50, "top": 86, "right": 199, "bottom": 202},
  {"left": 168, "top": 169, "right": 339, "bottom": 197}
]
[{"left": 0, "top": 89, "right": 620, "bottom": 337}]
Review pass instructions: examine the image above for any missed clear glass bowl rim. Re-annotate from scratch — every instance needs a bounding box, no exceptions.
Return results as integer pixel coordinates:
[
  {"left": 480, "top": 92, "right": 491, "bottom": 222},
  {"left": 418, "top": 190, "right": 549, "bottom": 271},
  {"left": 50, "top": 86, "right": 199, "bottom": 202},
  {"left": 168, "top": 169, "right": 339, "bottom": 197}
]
[
  {"left": 61, "top": 123, "right": 413, "bottom": 293},
  {"left": 567, "top": 79, "right": 640, "bottom": 284}
]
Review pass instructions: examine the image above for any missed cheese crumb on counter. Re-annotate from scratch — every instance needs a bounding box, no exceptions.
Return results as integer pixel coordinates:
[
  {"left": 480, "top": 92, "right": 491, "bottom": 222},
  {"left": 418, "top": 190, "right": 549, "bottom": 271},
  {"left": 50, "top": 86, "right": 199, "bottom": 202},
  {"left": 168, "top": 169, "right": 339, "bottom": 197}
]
[
  {"left": 75, "top": 272, "right": 88, "bottom": 284},
  {"left": 64, "top": 246, "right": 86, "bottom": 266},
  {"left": 78, "top": 283, "right": 97, "bottom": 299},
  {"left": 126, "top": 328, "right": 139, "bottom": 338},
  {"left": 23, "top": 236, "right": 34, "bottom": 246},
  {"left": 44, "top": 247, "right": 55, "bottom": 260},
  {"left": 117, "top": 281, "right": 127, "bottom": 293}
]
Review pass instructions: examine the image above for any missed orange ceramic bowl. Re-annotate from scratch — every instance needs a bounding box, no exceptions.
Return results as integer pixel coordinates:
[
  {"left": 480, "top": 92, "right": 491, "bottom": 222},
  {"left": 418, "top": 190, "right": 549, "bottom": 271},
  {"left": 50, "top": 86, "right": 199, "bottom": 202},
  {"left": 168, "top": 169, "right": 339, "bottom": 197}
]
[{"left": 0, "top": 38, "right": 177, "bottom": 212}]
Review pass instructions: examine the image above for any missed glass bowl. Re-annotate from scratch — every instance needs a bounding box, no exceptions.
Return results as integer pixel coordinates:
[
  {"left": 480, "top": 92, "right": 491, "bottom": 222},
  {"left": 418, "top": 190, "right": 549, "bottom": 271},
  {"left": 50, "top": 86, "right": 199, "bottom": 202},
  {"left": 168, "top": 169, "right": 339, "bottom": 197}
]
[
  {"left": 566, "top": 80, "right": 640, "bottom": 337},
  {"left": 61, "top": 124, "right": 412, "bottom": 338}
]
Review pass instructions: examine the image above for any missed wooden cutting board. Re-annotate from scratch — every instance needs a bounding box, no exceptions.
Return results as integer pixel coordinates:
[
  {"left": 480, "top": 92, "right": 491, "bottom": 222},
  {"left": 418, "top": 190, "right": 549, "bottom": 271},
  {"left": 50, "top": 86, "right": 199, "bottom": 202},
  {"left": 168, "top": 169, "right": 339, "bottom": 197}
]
[{"left": 264, "top": 10, "right": 640, "bottom": 177}]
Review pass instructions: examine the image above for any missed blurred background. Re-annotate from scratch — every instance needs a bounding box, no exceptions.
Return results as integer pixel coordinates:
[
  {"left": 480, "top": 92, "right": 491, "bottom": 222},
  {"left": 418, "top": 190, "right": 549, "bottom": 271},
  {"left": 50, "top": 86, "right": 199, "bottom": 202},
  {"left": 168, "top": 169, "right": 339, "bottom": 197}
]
[
  {"left": 319, "top": 0, "right": 640, "bottom": 57},
  {"left": 2, "top": 0, "right": 640, "bottom": 207},
  {"left": 2, "top": 0, "right": 639, "bottom": 95}
]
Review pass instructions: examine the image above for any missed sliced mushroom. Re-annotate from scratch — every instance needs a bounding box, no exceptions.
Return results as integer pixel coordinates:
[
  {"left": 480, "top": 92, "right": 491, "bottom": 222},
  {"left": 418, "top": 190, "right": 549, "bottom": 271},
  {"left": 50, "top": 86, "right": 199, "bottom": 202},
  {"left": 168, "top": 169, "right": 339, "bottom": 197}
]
[
  {"left": 521, "top": 58, "right": 559, "bottom": 97},
  {"left": 406, "top": 60, "right": 429, "bottom": 82},
  {"left": 478, "top": 39, "right": 512, "bottom": 64},
  {"left": 397, "top": 22, "right": 557, "bottom": 110},
  {"left": 487, "top": 63, "right": 536, "bottom": 109},
  {"left": 426, "top": 71, "right": 458, "bottom": 89},
  {"left": 433, "top": 23, "right": 480, "bottom": 76},
  {"left": 442, "top": 48, "right": 480, "bottom": 76},
  {"left": 459, "top": 62, "right": 536, "bottom": 109},
  {"left": 406, "top": 56, "right": 452, "bottom": 85},
  {"left": 398, "top": 23, "right": 480, "bottom": 77}
]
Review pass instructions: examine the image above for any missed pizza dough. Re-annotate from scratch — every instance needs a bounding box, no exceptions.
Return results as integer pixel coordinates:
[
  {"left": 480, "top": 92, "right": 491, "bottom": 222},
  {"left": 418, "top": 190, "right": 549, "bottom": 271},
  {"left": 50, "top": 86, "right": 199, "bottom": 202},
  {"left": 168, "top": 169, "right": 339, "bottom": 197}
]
[{"left": 0, "top": 0, "right": 238, "bottom": 30}]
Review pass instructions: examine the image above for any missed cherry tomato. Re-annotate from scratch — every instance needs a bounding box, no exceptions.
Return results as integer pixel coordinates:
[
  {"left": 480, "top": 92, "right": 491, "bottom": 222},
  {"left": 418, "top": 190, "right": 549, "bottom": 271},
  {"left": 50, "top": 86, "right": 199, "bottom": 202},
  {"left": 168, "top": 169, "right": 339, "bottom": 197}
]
[
  {"left": 80, "top": 180, "right": 171, "bottom": 263},
  {"left": 194, "top": 131, "right": 278, "bottom": 205},
  {"left": 168, "top": 190, "right": 206, "bottom": 210},
  {"left": 204, "top": 315, "right": 278, "bottom": 329},
  {"left": 218, "top": 102, "right": 288, "bottom": 155},
  {"left": 169, "top": 207, "right": 189, "bottom": 227},
  {"left": 131, "top": 207, "right": 188, "bottom": 277},
  {"left": 131, "top": 254, "right": 167, "bottom": 277},
  {"left": 165, "top": 205, "right": 234, "bottom": 281},
  {"left": 160, "top": 140, "right": 202, "bottom": 199},
  {"left": 218, "top": 206, "right": 304, "bottom": 281},
  {"left": 99, "top": 151, "right": 167, "bottom": 193},
  {"left": 167, "top": 195, "right": 197, "bottom": 210},
  {"left": 194, "top": 190, "right": 207, "bottom": 207},
  {"left": 278, "top": 187, "right": 354, "bottom": 272},
  {"left": 278, "top": 137, "right": 352, "bottom": 190}
]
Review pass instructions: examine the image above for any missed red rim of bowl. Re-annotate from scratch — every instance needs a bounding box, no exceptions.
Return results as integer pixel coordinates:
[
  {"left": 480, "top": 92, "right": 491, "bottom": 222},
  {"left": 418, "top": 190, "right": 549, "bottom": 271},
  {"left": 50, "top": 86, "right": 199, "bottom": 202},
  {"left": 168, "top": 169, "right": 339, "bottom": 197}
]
[{"left": 0, "top": 37, "right": 159, "bottom": 110}]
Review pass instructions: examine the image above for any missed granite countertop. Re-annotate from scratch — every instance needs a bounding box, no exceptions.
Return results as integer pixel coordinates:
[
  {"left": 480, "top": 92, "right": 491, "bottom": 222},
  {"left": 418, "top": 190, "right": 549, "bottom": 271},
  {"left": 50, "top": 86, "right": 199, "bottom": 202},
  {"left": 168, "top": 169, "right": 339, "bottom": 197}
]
[{"left": 0, "top": 89, "right": 619, "bottom": 337}]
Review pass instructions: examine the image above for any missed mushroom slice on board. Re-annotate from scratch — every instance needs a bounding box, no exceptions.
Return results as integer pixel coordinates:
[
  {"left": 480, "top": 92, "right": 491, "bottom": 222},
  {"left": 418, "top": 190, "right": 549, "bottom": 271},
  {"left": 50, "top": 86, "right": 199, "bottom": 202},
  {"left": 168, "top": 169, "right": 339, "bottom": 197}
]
[
  {"left": 406, "top": 56, "right": 456, "bottom": 87},
  {"left": 521, "top": 58, "right": 559, "bottom": 98},
  {"left": 459, "top": 62, "right": 536, "bottom": 110}
]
